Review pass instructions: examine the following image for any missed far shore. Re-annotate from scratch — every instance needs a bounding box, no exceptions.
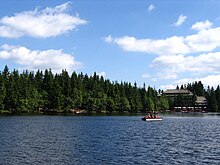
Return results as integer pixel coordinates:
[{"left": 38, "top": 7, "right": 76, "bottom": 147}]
[{"left": 0, "top": 110, "right": 219, "bottom": 117}]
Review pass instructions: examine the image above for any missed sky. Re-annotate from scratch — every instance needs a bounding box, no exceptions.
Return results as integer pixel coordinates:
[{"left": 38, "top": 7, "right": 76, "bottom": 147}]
[{"left": 0, "top": 0, "right": 220, "bottom": 89}]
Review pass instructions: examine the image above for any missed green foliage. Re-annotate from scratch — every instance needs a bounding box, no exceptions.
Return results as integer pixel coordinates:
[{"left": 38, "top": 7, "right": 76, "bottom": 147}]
[
  {"left": 178, "top": 81, "right": 220, "bottom": 112},
  {"left": 215, "top": 85, "right": 220, "bottom": 112},
  {"left": 146, "top": 98, "right": 154, "bottom": 111},
  {"left": 157, "top": 95, "right": 169, "bottom": 111},
  {"left": 2, "top": 66, "right": 220, "bottom": 113},
  {"left": 0, "top": 66, "right": 166, "bottom": 113},
  {"left": 206, "top": 86, "right": 218, "bottom": 112}
]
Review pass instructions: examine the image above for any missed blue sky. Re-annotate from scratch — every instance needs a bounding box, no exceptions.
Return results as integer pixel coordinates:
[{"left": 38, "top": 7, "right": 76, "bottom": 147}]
[{"left": 0, "top": 0, "right": 220, "bottom": 89}]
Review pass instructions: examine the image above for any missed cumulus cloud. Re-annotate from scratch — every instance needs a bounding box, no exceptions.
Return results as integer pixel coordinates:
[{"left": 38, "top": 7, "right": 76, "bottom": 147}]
[
  {"left": 149, "top": 52, "right": 220, "bottom": 88},
  {"left": 171, "top": 75, "right": 220, "bottom": 89},
  {"left": 152, "top": 50, "right": 220, "bottom": 88},
  {"left": 105, "top": 20, "right": 220, "bottom": 88},
  {"left": 173, "top": 14, "right": 187, "bottom": 27},
  {"left": 0, "top": 2, "right": 87, "bottom": 38},
  {"left": 0, "top": 44, "right": 82, "bottom": 73},
  {"left": 152, "top": 52, "right": 220, "bottom": 76},
  {"left": 160, "top": 75, "right": 220, "bottom": 90},
  {"left": 105, "top": 26, "right": 220, "bottom": 55},
  {"left": 148, "top": 4, "right": 155, "bottom": 12},
  {"left": 108, "top": 36, "right": 189, "bottom": 55},
  {"left": 185, "top": 27, "right": 220, "bottom": 52},
  {"left": 191, "top": 20, "right": 213, "bottom": 31},
  {"left": 199, "top": 75, "right": 220, "bottom": 88}
]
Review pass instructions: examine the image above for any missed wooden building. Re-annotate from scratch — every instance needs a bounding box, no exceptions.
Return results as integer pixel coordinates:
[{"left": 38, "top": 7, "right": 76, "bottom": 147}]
[
  {"left": 163, "top": 89, "right": 207, "bottom": 112},
  {"left": 195, "top": 96, "right": 207, "bottom": 112}
]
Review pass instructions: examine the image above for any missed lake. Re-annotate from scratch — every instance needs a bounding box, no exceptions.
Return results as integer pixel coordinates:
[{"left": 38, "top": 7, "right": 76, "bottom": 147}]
[{"left": 0, "top": 114, "right": 220, "bottom": 164}]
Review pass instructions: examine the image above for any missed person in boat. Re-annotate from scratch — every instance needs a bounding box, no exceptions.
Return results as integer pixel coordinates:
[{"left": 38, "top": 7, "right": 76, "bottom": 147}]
[{"left": 145, "top": 113, "right": 157, "bottom": 119}]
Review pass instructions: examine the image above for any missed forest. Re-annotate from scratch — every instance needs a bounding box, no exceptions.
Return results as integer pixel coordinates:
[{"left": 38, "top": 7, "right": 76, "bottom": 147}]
[
  {"left": 177, "top": 81, "right": 220, "bottom": 112},
  {"left": 0, "top": 66, "right": 220, "bottom": 114}
]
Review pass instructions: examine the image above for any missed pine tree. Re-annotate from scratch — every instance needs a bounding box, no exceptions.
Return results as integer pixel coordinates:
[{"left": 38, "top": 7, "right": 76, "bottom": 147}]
[
  {"left": 35, "top": 70, "right": 43, "bottom": 91},
  {"left": 5, "top": 71, "right": 19, "bottom": 112},
  {"left": 157, "top": 95, "right": 169, "bottom": 111},
  {"left": 0, "top": 73, "right": 6, "bottom": 111},
  {"left": 42, "top": 69, "right": 54, "bottom": 109},
  {"left": 208, "top": 87, "right": 218, "bottom": 112},
  {"left": 215, "top": 85, "right": 220, "bottom": 112}
]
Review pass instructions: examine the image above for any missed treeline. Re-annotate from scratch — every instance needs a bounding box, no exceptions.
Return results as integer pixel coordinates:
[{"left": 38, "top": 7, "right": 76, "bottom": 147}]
[
  {"left": 177, "top": 81, "right": 220, "bottom": 112},
  {"left": 0, "top": 66, "right": 169, "bottom": 114},
  {"left": 1, "top": 65, "right": 220, "bottom": 113}
]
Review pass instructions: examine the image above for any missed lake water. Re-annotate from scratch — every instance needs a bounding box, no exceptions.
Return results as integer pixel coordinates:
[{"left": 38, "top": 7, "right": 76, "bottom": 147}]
[{"left": 0, "top": 115, "right": 220, "bottom": 164}]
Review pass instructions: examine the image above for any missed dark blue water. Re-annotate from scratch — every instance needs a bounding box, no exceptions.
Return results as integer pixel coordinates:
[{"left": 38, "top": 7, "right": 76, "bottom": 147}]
[{"left": 0, "top": 115, "right": 220, "bottom": 164}]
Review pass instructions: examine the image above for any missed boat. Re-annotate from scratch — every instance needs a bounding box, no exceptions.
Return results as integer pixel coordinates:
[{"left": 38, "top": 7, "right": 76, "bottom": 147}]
[{"left": 141, "top": 115, "right": 162, "bottom": 121}]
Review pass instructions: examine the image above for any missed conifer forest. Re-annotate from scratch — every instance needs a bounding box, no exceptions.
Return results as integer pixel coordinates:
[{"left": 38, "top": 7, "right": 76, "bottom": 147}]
[{"left": 0, "top": 66, "right": 219, "bottom": 114}]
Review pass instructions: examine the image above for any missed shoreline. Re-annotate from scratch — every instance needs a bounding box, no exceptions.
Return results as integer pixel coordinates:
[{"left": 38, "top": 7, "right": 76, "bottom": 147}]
[
  {"left": 1, "top": 111, "right": 219, "bottom": 117},
  {"left": 0, "top": 111, "right": 147, "bottom": 116}
]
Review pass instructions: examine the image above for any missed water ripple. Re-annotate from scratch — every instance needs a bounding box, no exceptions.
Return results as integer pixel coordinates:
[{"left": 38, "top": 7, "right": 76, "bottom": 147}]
[{"left": 0, "top": 116, "right": 220, "bottom": 164}]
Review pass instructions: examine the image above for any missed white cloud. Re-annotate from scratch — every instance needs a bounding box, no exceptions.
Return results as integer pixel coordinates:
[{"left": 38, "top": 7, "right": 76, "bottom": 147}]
[
  {"left": 105, "top": 26, "right": 220, "bottom": 55},
  {"left": 174, "top": 75, "right": 220, "bottom": 89},
  {"left": 109, "top": 36, "right": 189, "bottom": 55},
  {"left": 148, "top": 4, "right": 155, "bottom": 12},
  {"left": 0, "top": 44, "right": 82, "bottom": 73},
  {"left": 174, "top": 78, "right": 196, "bottom": 86},
  {"left": 185, "top": 27, "right": 220, "bottom": 52},
  {"left": 161, "top": 75, "right": 220, "bottom": 90},
  {"left": 151, "top": 52, "right": 220, "bottom": 82},
  {"left": 199, "top": 75, "right": 220, "bottom": 88},
  {"left": 0, "top": 2, "right": 87, "bottom": 38},
  {"left": 191, "top": 20, "right": 213, "bottom": 31},
  {"left": 152, "top": 54, "right": 185, "bottom": 66},
  {"left": 160, "top": 84, "right": 176, "bottom": 90},
  {"left": 104, "top": 35, "right": 113, "bottom": 43},
  {"left": 105, "top": 20, "right": 220, "bottom": 87},
  {"left": 97, "top": 72, "right": 106, "bottom": 78},
  {"left": 0, "top": 26, "right": 23, "bottom": 38},
  {"left": 173, "top": 14, "right": 187, "bottom": 27}
]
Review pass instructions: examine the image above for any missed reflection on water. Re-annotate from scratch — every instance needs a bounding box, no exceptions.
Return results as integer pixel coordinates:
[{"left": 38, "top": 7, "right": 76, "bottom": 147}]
[
  {"left": 163, "top": 112, "right": 220, "bottom": 118},
  {"left": 0, "top": 115, "right": 220, "bottom": 164}
]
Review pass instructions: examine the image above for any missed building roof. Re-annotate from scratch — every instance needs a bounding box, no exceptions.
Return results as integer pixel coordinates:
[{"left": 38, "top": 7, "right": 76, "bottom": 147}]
[
  {"left": 163, "top": 89, "right": 193, "bottom": 95},
  {"left": 196, "top": 96, "right": 206, "bottom": 103}
]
